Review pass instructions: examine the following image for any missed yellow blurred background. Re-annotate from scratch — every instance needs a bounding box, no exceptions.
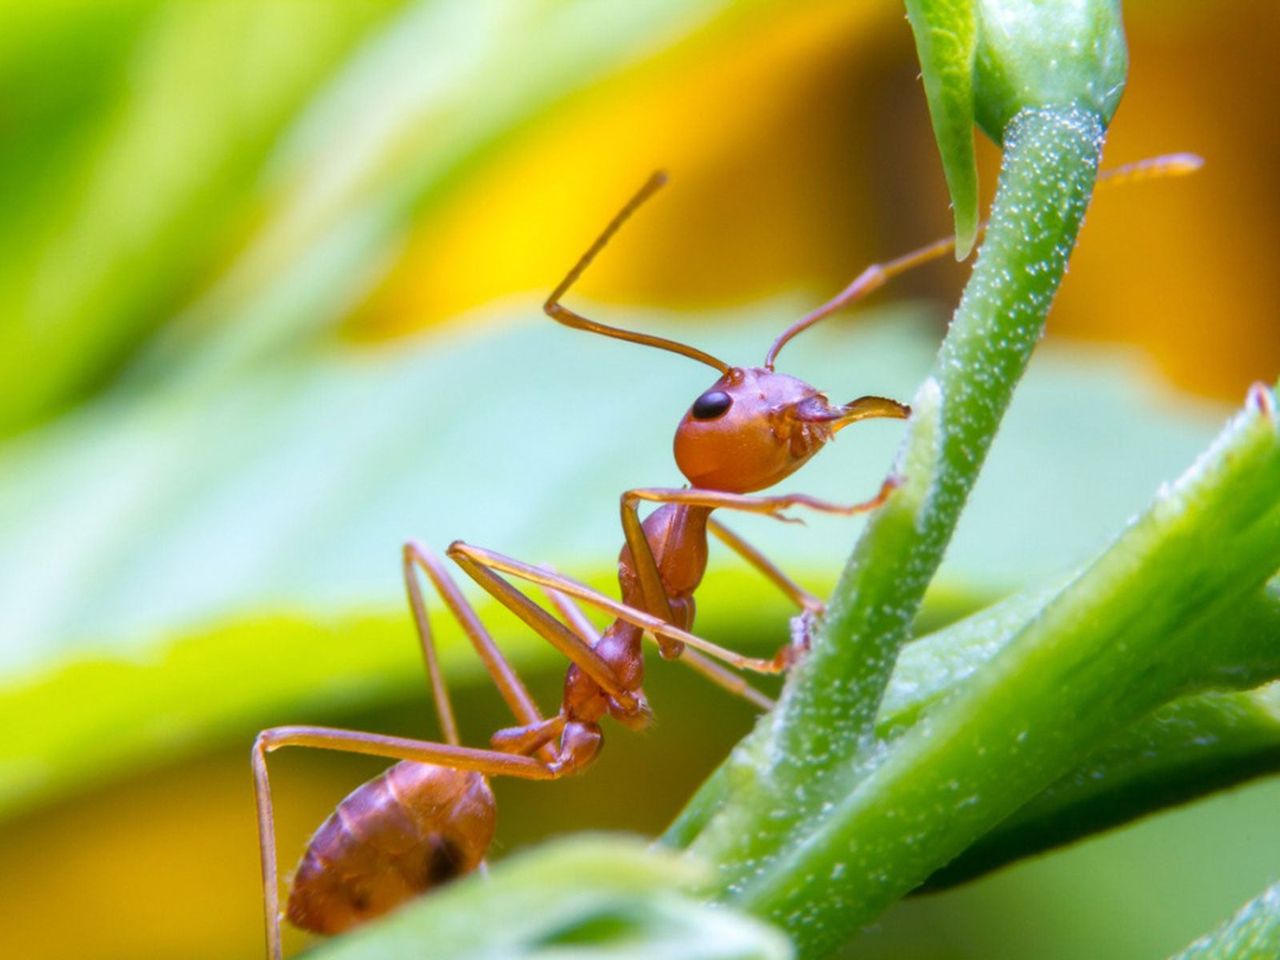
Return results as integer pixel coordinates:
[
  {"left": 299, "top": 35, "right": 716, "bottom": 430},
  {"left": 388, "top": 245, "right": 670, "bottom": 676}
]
[
  {"left": 354, "top": 0, "right": 1279, "bottom": 400},
  {"left": 1, "top": 2, "right": 1277, "bottom": 959}
]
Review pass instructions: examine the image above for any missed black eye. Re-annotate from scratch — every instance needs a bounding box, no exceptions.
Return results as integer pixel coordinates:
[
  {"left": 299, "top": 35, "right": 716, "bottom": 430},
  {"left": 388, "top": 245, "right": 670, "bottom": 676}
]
[{"left": 691, "top": 390, "right": 732, "bottom": 420}]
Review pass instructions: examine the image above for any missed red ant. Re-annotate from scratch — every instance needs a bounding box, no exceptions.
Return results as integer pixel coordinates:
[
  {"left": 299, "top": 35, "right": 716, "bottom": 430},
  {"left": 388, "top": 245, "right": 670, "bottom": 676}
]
[{"left": 252, "top": 155, "right": 1200, "bottom": 959}]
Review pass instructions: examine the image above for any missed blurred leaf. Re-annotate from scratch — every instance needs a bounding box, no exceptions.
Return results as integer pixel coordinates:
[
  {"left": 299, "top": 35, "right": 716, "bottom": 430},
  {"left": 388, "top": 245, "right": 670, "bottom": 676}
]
[
  {"left": 0, "top": 308, "right": 925, "bottom": 675},
  {"left": 0, "top": 0, "right": 401, "bottom": 435},
  {"left": 0, "top": 306, "right": 922, "bottom": 819},
  {"left": 0, "top": 0, "right": 801, "bottom": 436},
  {"left": 307, "top": 835, "right": 792, "bottom": 960},
  {"left": 127, "top": 0, "right": 791, "bottom": 389},
  {"left": 0, "top": 308, "right": 1233, "bottom": 821},
  {"left": 1171, "top": 882, "right": 1280, "bottom": 960}
]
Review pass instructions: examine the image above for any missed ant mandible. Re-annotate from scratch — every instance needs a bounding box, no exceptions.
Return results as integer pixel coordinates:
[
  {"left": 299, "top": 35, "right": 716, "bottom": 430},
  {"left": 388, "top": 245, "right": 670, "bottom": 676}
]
[{"left": 252, "top": 154, "right": 1200, "bottom": 959}]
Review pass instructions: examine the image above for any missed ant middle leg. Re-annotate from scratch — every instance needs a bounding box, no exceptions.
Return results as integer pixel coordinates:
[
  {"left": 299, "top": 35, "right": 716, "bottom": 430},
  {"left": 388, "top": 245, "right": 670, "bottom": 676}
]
[
  {"left": 543, "top": 586, "right": 775, "bottom": 711},
  {"left": 707, "top": 517, "right": 827, "bottom": 667},
  {"left": 407, "top": 541, "right": 627, "bottom": 764},
  {"left": 446, "top": 545, "right": 646, "bottom": 712},
  {"left": 403, "top": 541, "right": 560, "bottom": 761},
  {"left": 707, "top": 518, "right": 824, "bottom": 614},
  {"left": 447, "top": 541, "right": 793, "bottom": 676}
]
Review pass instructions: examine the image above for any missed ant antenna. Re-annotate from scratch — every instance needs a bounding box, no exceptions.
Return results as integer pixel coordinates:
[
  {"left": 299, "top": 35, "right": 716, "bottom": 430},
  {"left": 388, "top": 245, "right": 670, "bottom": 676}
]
[
  {"left": 764, "top": 152, "right": 1205, "bottom": 369},
  {"left": 545, "top": 172, "right": 732, "bottom": 375}
]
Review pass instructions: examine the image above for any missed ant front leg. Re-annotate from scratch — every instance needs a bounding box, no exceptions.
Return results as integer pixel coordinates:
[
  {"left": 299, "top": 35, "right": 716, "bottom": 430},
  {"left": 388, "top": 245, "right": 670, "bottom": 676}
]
[
  {"left": 620, "top": 480, "right": 897, "bottom": 668},
  {"left": 622, "top": 477, "right": 898, "bottom": 528}
]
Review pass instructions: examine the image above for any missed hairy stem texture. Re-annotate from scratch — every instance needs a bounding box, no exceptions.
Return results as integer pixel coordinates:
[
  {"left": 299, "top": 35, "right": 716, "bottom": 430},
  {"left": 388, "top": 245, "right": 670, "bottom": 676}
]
[{"left": 678, "top": 105, "right": 1107, "bottom": 954}]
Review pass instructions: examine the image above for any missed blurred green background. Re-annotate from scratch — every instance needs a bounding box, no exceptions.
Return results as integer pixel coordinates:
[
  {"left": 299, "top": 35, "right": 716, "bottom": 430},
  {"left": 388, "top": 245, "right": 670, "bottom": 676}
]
[{"left": 1, "top": 2, "right": 1277, "bottom": 958}]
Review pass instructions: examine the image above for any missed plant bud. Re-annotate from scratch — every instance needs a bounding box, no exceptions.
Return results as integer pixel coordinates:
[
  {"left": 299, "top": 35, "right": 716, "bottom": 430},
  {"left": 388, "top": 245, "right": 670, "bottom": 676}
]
[{"left": 974, "top": 0, "right": 1128, "bottom": 143}]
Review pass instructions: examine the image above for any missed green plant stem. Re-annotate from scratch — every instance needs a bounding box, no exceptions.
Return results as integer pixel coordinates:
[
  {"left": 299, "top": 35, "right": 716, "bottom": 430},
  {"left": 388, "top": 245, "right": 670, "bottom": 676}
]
[
  {"left": 1171, "top": 882, "right": 1280, "bottom": 960},
  {"left": 926, "top": 685, "right": 1280, "bottom": 889},
  {"left": 667, "top": 576, "right": 1280, "bottom": 862},
  {"left": 883, "top": 576, "right": 1280, "bottom": 737},
  {"left": 720, "top": 379, "right": 1280, "bottom": 957},
  {"left": 675, "top": 103, "right": 1104, "bottom": 892}
]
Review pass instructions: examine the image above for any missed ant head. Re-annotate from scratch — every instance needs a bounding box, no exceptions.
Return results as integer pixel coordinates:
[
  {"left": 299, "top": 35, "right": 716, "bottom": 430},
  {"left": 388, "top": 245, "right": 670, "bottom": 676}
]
[
  {"left": 544, "top": 171, "right": 908, "bottom": 491},
  {"left": 673, "top": 368, "right": 909, "bottom": 493}
]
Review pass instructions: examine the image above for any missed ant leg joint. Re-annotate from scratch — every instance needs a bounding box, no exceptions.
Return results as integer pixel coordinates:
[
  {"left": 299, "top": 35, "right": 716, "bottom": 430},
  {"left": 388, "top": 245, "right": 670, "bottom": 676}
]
[
  {"left": 254, "top": 726, "right": 314, "bottom": 756},
  {"left": 446, "top": 539, "right": 472, "bottom": 558},
  {"left": 255, "top": 728, "right": 283, "bottom": 755},
  {"left": 547, "top": 721, "right": 603, "bottom": 777}
]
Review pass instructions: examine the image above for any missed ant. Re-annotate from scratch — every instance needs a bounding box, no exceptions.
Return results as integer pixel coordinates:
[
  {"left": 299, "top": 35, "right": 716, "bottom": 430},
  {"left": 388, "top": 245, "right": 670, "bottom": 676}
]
[{"left": 252, "top": 154, "right": 1201, "bottom": 959}]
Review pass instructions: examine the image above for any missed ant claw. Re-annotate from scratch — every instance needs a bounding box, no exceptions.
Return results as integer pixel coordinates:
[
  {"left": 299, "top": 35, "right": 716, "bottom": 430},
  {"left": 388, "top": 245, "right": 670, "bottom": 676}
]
[
  {"left": 788, "top": 609, "right": 820, "bottom": 660},
  {"left": 1246, "top": 381, "right": 1276, "bottom": 421}
]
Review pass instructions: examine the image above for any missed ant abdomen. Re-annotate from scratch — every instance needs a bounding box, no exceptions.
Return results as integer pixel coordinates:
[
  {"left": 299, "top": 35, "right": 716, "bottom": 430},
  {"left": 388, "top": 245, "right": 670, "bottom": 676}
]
[{"left": 286, "top": 762, "right": 495, "bottom": 935}]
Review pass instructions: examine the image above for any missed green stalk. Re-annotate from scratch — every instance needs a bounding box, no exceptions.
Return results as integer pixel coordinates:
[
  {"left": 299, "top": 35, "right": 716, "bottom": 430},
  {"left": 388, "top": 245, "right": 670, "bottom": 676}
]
[
  {"left": 882, "top": 576, "right": 1280, "bottom": 737},
  {"left": 1170, "top": 882, "right": 1280, "bottom": 960},
  {"left": 675, "top": 103, "right": 1104, "bottom": 886},
  {"left": 719, "top": 380, "right": 1280, "bottom": 957},
  {"left": 666, "top": 577, "right": 1280, "bottom": 859}
]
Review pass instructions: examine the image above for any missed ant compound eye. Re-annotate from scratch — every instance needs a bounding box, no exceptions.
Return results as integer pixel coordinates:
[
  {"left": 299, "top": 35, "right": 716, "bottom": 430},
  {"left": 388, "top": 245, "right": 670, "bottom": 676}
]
[{"left": 691, "top": 390, "right": 732, "bottom": 420}]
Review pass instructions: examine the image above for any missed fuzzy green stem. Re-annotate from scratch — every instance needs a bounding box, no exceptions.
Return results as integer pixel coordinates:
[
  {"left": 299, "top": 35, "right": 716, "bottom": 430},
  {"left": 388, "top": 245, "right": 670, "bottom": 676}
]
[
  {"left": 1170, "top": 882, "right": 1280, "bottom": 960},
  {"left": 674, "top": 104, "right": 1104, "bottom": 893},
  {"left": 722, "top": 381, "right": 1280, "bottom": 957}
]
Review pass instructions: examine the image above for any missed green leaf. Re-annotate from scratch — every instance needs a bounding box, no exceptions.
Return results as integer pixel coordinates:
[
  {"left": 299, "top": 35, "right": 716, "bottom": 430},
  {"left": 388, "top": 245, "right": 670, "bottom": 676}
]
[
  {"left": 0, "top": 0, "right": 401, "bottom": 435},
  {"left": 893, "top": 578, "right": 1280, "bottom": 887},
  {"left": 903, "top": 0, "right": 979, "bottom": 256},
  {"left": 307, "top": 835, "right": 792, "bottom": 960},
  {"left": 1170, "top": 882, "right": 1280, "bottom": 960},
  {"left": 925, "top": 684, "right": 1280, "bottom": 889},
  {"left": 973, "top": 0, "right": 1128, "bottom": 141},
  {"left": 903, "top": 0, "right": 1128, "bottom": 257},
  {"left": 881, "top": 578, "right": 1280, "bottom": 738}
]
